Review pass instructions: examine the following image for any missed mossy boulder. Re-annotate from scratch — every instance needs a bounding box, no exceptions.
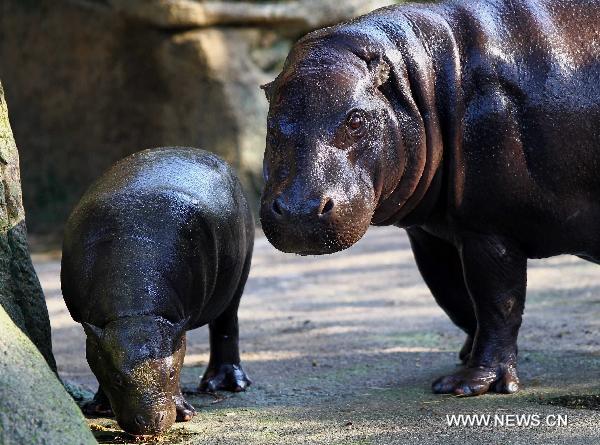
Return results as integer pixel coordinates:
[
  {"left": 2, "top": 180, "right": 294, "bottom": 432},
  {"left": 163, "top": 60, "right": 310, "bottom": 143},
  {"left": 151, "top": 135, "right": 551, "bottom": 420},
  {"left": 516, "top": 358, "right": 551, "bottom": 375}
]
[{"left": 0, "top": 307, "right": 96, "bottom": 445}]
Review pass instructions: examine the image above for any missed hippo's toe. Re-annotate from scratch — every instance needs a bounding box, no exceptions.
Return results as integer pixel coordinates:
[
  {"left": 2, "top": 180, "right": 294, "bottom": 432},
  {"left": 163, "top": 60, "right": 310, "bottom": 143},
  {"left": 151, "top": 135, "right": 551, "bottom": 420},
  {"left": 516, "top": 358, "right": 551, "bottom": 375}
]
[
  {"left": 199, "top": 364, "right": 251, "bottom": 393},
  {"left": 82, "top": 400, "right": 114, "bottom": 417},
  {"left": 432, "top": 364, "right": 520, "bottom": 396},
  {"left": 81, "top": 389, "right": 113, "bottom": 417},
  {"left": 174, "top": 393, "right": 196, "bottom": 422}
]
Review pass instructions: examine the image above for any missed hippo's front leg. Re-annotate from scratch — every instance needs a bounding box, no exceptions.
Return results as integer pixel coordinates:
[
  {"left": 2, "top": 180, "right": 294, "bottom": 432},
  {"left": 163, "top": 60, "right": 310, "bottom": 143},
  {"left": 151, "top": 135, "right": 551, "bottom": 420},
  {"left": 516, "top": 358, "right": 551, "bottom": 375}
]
[
  {"left": 174, "top": 386, "right": 196, "bottom": 421},
  {"left": 199, "top": 297, "right": 251, "bottom": 393},
  {"left": 407, "top": 227, "right": 477, "bottom": 363},
  {"left": 432, "top": 234, "right": 526, "bottom": 396},
  {"left": 82, "top": 386, "right": 113, "bottom": 416}
]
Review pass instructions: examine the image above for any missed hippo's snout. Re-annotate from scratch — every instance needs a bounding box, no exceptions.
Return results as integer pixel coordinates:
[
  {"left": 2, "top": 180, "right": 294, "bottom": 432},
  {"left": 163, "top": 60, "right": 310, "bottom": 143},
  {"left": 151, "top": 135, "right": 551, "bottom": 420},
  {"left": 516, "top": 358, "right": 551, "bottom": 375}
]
[
  {"left": 260, "top": 187, "right": 373, "bottom": 255},
  {"left": 118, "top": 408, "right": 175, "bottom": 436},
  {"left": 270, "top": 194, "right": 335, "bottom": 221}
]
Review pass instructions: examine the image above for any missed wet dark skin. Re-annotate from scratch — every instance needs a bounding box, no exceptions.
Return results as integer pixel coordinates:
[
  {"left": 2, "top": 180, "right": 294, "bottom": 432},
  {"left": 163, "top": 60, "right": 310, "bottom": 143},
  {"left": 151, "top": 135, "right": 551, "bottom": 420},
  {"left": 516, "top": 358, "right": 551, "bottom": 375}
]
[
  {"left": 62, "top": 147, "right": 254, "bottom": 435},
  {"left": 260, "top": 0, "right": 600, "bottom": 397}
]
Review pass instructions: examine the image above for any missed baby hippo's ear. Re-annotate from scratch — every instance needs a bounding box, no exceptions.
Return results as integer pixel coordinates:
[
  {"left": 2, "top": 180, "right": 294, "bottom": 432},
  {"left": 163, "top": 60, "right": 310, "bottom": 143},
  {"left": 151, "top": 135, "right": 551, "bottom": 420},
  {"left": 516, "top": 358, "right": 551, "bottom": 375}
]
[
  {"left": 82, "top": 322, "right": 103, "bottom": 342},
  {"left": 171, "top": 317, "right": 190, "bottom": 350},
  {"left": 174, "top": 316, "right": 190, "bottom": 337},
  {"left": 368, "top": 57, "right": 390, "bottom": 88},
  {"left": 260, "top": 81, "right": 275, "bottom": 102}
]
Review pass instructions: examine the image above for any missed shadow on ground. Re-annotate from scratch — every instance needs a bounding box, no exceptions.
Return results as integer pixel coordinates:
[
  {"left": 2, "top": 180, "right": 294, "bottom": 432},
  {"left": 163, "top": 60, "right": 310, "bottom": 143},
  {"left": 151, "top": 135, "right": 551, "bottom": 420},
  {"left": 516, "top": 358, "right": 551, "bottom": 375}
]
[{"left": 34, "top": 227, "right": 600, "bottom": 445}]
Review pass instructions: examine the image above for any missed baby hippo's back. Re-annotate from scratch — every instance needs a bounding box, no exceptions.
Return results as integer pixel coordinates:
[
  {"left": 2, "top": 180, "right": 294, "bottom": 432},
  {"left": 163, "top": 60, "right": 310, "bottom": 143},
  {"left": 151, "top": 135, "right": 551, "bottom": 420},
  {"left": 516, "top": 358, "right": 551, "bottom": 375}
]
[{"left": 61, "top": 147, "right": 254, "bottom": 329}]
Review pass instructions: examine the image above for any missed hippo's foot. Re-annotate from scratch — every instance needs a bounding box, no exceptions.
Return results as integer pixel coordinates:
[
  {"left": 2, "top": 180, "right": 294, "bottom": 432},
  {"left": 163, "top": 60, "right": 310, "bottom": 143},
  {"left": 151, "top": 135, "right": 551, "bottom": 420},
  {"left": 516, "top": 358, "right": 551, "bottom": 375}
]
[
  {"left": 458, "top": 335, "right": 474, "bottom": 364},
  {"left": 82, "top": 390, "right": 113, "bottom": 417},
  {"left": 432, "top": 363, "right": 520, "bottom": 396},
  {"left": 199, "top": 364, "right": 251, "bottom": 393},
  {"left": 174, "top": 392, "right": 196, "bottom": 422}
]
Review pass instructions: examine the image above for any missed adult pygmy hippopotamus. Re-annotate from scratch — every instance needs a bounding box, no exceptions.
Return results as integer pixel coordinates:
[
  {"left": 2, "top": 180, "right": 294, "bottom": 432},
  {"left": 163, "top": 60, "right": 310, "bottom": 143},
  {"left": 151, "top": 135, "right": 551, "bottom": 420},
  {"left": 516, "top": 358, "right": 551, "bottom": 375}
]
[
  {"left": 260, "top": 0, "right": 600, "bottom": 396},
  {"left": 61, "top": 147, "right": 253, "bottom": 435}
]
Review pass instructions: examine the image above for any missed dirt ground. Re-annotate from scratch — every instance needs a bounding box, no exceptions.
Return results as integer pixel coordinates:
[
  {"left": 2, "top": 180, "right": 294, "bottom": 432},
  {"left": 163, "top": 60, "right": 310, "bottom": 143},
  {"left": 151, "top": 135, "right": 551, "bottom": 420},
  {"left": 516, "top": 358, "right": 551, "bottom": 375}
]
[{"left": 34, "top": 227, "right": 600, "bottom": 445}]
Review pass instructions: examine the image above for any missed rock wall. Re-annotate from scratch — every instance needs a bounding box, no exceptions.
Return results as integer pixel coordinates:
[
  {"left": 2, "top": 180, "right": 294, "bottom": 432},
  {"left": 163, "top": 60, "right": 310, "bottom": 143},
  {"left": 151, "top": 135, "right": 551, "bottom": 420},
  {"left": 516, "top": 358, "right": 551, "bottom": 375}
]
[
  {"left": 0, "top": 0, "right": 396, "bottom": 235},
  {"left": 0, "top": 80, "right": 56, "bottom": 370},
  {"left": 0, "top": 80, "right": 95, "bottom": 444}
]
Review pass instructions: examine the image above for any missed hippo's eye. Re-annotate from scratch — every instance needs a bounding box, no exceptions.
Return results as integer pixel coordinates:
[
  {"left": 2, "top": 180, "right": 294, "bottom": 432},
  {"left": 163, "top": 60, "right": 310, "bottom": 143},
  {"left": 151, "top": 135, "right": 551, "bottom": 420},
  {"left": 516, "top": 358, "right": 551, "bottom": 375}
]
[
  {"left": 113, "top": 373, "right": 124, "bottom": 388},
  {"left": 169, "top": 369, "right": 176, "bottom": 380},
  {"left": 345, "top": 110, "right": 367, "bottom": 138}
]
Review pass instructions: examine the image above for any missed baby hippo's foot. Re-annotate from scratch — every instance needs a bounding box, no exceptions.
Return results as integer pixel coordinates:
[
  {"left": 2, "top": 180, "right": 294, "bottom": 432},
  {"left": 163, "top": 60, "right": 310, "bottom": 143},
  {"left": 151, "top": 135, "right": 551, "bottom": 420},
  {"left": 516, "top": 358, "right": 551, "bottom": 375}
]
[
  {"left": 174, "top": 391, "right": 196, "bottom": 422},
  {"left": 432, "top": 363, "right": 520, "bottom": 396},
  {"left": 458, "top": 335, "right": 473, "bottom": 364},
  {"left": 82, "top": 389, "right": 113, "bottom": 417},
  {"left": 199, "top": 364, "right": 251, "bottom": 393}
]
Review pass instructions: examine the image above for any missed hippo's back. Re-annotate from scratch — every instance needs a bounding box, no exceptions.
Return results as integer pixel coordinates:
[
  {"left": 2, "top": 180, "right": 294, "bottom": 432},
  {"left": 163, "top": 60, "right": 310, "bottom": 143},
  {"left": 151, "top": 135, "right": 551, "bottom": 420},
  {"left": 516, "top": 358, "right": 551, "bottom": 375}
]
[
  {"left": 65, "top": 147, "right": 251, "bottom": 245},
  {"left": 62, "top": 147, "right": 253, "bottom": 326},
  {"left": 82, "top": 147, "right": 243, "bottom": 218}
]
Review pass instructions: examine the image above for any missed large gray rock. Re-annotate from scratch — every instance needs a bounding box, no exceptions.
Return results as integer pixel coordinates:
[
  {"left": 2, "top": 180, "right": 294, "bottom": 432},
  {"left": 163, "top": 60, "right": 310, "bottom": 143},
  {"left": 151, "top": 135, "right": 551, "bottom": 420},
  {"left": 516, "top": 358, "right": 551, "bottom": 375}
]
[
  {"left": 0, "top": 307, "right": 96, "bottom": 445},
  {"left": 0, "top": 0, "right": 396, "bottom": 235},
  {"left": 0, "top": 81, "right": 95, "bottom": 444}
]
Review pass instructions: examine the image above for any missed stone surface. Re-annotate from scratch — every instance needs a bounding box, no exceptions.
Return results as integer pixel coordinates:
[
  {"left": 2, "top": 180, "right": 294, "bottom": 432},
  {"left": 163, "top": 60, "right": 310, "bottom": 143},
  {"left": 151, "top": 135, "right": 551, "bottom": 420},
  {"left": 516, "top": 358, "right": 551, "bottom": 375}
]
[
  {"left": 109, "top": 0, "right": 396, "bottom": 30},
  {"left": 0, "top": 80, "right": 55, "bottom": 370},
  {"left": 0, "top": 307, "right": 96, "bottom": 445},
  {"left": 0, "top": 81, "right": 95, "bottom": 445},
  {"left": 41, "top": 227, "right": 600, "bottom": 444},
  {"left": 0, "top": 0, "right": 397, "bottom": 235}
]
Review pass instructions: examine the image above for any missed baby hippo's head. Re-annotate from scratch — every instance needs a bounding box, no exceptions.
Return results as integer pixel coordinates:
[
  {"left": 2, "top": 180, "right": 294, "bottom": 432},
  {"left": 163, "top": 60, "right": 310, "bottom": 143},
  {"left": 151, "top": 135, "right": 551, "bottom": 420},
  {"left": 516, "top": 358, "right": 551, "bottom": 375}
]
[{"left": 83, "top": 316, "right": 187, "bottom": 435}]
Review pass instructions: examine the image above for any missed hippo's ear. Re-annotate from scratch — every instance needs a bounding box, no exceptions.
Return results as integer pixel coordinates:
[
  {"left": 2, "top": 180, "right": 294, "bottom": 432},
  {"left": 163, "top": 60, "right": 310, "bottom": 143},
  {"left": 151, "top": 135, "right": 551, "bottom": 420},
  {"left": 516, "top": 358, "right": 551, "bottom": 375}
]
[
  {"left": 368, "top": 57, "right": 390, "bottom": 88},
  {"left": 173, "top": 316, "right": 190, "bottom": 337},
  {"left": 82, "top": 322, "right": 103, "bottom": 342},
  {"left": 260, "top": 81, "right": 275, "bottom": 102},
  {"left": 170, "top": 317, "right": 190, "bottom": 350}
]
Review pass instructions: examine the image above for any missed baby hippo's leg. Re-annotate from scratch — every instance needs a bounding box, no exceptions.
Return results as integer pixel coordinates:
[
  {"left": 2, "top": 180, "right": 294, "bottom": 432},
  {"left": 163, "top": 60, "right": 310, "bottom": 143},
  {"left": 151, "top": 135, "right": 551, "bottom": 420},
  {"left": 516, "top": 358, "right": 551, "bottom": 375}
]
[
  {"left": 200, "top": 257, "right": 252, "bottom": 393},
  {"left": 199, "top": 296, "right": 252, "bottom": 393},
  {"left": 82, "top": 386, "right": 113, "bottom": 416},
  {"left": 174, "top": 387, "right": 196, "bottom": 421}
]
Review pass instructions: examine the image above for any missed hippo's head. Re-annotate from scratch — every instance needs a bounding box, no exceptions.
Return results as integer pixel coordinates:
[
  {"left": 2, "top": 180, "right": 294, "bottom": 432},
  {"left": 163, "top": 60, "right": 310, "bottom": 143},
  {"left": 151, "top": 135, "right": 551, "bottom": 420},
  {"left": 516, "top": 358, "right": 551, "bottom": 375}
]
[
  {"left": 83, "top": 316, "right": 187, "bottom": 435},
  {"left": 260, "top": 35, "right": 411, "bottom": 255}
]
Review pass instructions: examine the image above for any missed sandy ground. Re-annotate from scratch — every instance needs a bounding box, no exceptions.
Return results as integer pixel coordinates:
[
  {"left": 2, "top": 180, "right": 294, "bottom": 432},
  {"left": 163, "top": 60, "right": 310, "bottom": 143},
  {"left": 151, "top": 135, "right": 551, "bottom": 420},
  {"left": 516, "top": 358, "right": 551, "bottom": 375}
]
[{"left": 34, "top": 226, "right": 600, "bottom": 445}]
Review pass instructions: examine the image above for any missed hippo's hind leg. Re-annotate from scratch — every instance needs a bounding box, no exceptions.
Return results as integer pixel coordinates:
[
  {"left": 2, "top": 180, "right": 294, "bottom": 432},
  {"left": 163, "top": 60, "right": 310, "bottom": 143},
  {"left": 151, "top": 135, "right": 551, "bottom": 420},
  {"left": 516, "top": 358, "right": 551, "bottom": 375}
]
[
  {"left": 431, "top": 234, "right": 526, "bottom": 396},
  {"left": 407, "top": 228, "right": 477, "bottom": 363},
  {"left": 199, "top": 257, "right": 252, "bottom": 393},
  {"left": 82, "top": 386, "right": 113, "bottom": 417}
]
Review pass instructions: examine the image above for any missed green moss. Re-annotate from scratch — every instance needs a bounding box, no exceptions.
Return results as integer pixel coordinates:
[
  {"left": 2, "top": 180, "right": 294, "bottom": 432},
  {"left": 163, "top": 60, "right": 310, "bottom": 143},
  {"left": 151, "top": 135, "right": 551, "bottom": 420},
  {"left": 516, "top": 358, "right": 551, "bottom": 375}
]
[{"left": 0, "top": 307, "right": 96, "bottom": 444}]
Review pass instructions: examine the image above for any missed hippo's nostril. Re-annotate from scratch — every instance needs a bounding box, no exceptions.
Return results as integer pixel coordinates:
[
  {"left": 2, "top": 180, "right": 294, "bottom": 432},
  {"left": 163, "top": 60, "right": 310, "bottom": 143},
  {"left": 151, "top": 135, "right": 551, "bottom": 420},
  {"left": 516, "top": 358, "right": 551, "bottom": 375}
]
[
  {"left": 155, "top": 411, "right": 166, "bottom": 426},
  {"left": 272, "top": 199, "right": 283, "bottom": 216},
  {"left": 134, "top": 415, "right": 146, "bottom": 427},
  {"left": 320, "top": 198, "right": 334, "bottom": 216}
]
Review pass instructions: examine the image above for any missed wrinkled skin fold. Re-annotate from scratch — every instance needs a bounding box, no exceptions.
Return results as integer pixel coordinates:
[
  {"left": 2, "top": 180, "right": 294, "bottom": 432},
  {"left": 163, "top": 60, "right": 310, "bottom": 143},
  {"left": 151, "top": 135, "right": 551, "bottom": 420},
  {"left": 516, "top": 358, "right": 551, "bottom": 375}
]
[
  {"left": 62, "top": 148, "right": 254, "bottom": 435},
  {"left": 260, "top": 0, "right": 600, "bottom": 396}
]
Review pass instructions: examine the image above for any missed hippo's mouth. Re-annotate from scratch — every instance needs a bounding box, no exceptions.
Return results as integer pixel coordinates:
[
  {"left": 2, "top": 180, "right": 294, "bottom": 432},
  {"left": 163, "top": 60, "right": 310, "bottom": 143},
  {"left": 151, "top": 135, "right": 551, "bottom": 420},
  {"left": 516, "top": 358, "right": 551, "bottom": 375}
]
[
  {"left": 296, "top": 249, "right": 331, "bottom": 256},
  {"left": 261, "top": 211, "right": 372, "bottom": 256},
  {"left": 260, "top": 180, "right": 376, "bottom": 255}
]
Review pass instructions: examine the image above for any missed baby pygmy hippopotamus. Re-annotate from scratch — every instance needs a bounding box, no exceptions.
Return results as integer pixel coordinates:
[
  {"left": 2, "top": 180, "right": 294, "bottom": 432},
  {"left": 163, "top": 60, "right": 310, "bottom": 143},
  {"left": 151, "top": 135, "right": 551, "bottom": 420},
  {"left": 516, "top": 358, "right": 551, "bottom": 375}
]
[{"left": 61, "top": 147, "right": 254, "bottom": 435}]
